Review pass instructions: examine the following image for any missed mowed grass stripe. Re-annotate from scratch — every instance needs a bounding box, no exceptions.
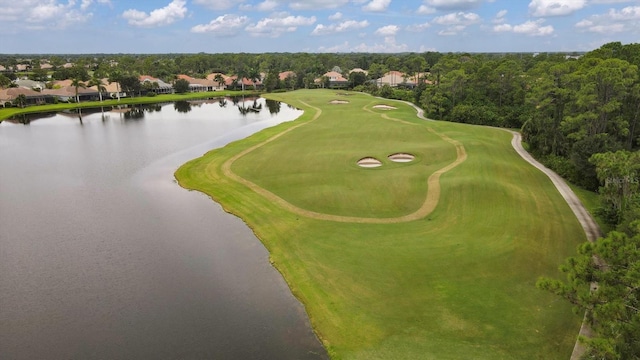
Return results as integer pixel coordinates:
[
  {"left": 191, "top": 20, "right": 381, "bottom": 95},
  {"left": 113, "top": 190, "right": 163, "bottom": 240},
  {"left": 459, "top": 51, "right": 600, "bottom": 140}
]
[
  {"left": 226, "top": 98, "right": 466, "bottom": 223},
  {"left": 176, "top": 89, "right": 585, "bottom": 359}
]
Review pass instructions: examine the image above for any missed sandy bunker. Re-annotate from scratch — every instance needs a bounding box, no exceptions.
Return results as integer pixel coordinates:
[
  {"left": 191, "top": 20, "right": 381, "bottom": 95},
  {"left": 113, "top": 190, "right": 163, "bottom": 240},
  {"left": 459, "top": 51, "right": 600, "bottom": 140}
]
[
  {"left": 357, "top": 157, "right": 382, "bottom": 168},
  {"left": 373, "top": 104, "right": 397, "bottom": 110},
  {"left": 388, "top": 153, "right": 415, "bottom": 162}
]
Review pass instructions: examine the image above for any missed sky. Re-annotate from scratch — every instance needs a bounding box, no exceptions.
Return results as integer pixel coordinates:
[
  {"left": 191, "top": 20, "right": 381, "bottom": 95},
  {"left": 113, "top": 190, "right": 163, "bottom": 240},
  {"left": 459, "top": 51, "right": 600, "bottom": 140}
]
[{"left": 0, "top": 0, "right": 639, "bottom": 54}]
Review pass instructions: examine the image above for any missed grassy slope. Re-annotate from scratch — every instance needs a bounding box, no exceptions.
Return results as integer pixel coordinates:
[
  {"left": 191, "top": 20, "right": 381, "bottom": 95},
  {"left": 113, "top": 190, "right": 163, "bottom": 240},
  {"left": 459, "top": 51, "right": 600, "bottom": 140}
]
[{"left": 176, "top": 89, "right": 585, "bottom": 359}]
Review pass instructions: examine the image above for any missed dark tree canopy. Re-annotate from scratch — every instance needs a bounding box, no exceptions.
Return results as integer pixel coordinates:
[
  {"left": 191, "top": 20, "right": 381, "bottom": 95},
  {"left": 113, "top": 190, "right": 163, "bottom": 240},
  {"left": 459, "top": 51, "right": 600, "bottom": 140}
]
[
  {"left": 173, "top": 78, "right": 190, "bottom": 94},
  {"left": 537, "top": 227, "right": 640, "bottom": 359}
]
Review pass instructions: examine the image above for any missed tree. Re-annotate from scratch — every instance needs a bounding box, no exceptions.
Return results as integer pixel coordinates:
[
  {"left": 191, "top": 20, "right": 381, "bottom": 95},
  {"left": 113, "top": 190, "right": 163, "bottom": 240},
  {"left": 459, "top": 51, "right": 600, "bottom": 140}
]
[
  {"left": 71, "top": 78, "right": 86, "bottom": 103},
  {"left": 590, "top": 151, "right": 640, "bottom": 226},
  {"left": 247, "top": 67, "right": 261, "bottom": 90},
  {"left": 537, "top": 228, "right": 640, "bottom": 359},
  {"left": 119, "top": 74, "right": 142, "bottom": 97},
  {"left": 88, "top": 76, "right": 106, "bottom": 102},
  {"left": 174, "top": 78, "right": 190, "bottom": 94},
  {"left": 263, "top": 71, "right": 278, "bottom": 92},
  {"left": 213, "top": 73, "right": 225, "bottom": 90},
  {"left": 0, "top": 74, "right": 11, "bottom": 88},
  {"left": 108, "top": 71, "right": 122, "bottom": 101},
  {"left": 348, "top": 71, "right": 366, "bottom": 88},
  {"left": 13, "top": 94, "right": 27, "bottom": 108}
]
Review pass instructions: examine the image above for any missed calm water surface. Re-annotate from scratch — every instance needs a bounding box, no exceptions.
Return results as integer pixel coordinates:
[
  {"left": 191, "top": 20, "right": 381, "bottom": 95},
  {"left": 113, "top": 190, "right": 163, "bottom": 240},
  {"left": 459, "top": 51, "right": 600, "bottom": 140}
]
[{"left": 0, "top": 99, "right": 328, "bottom": 359}]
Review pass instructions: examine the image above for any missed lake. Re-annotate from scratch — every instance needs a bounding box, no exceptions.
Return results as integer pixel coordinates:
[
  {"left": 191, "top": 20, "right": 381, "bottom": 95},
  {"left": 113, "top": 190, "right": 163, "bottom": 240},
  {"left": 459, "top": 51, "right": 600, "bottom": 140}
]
[{"left": 0, "top": 98, "right": 328, "bottom": 359}]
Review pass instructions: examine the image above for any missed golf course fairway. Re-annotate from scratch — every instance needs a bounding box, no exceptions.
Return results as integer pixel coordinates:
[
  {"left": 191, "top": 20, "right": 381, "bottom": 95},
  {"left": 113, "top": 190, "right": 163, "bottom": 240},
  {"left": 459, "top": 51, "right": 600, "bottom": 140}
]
[{"left": 175, "top": 89, "right": 585, "bottom": 359}]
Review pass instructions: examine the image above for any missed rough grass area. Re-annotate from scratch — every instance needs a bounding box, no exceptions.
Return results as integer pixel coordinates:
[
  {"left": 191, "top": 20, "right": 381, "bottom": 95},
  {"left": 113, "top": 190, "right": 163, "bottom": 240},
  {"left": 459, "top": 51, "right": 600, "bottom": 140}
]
[{"left": 175, "top": 89, "right": 585, "bottom": 359}]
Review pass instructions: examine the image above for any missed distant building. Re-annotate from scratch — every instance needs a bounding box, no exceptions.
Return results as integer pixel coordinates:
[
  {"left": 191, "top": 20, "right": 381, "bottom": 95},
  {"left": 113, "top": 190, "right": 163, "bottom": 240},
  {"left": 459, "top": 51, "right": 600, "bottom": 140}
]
[
  {"left": 176, "top": 74, "right": 218, "bottom": 92},
  {"left": 315, "top": 71, "right": 348, "bottom": 88},
  {"left": 139, "top": 75, "right": 173, "bottom": 94},
  {"left": 0, "top": 88, "right": 50, "bottom": 106}
]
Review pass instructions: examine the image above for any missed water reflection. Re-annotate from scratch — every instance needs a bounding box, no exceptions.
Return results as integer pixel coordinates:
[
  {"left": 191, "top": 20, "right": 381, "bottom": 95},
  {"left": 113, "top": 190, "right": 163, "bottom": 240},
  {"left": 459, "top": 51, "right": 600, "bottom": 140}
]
[
  {"left": 124, "top": 106, "right": 145, "bottom": 120},
  {"left": 173, "top": 100, "right": 192, "bottom": 113},
  {"left": 266, "top": 99, "right": 281, "bottom": 115},
  {"left": 0, "top": 98, "right": 326, "bottom": 360},
  {"left": 6, "top": 98, "right": 290, "bottom": 125}
]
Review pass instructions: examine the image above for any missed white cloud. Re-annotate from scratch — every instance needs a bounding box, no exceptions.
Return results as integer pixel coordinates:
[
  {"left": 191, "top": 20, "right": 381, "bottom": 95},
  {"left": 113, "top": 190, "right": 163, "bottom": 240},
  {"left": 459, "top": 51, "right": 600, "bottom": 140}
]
[
  {"left": 492, "top": 9, "right": 508, "bottom": 24},
  {"left": 421, "top": 0, "right": 483, "bottom": 11},
  {"left": 433, "top": 12, "right": 481, "bottom": 25},
  {"left": 122, "top": 0, "right": 187, "bottom": 27},
  {"left": 362, "top": 0, "right": 391, "bottom": 12},
  {"left": 406, "top": 22, "right": 431, "bottom": 32},
  {"left": 322, "top": 36, "right": 412, "bottom": 53},
  {"left": 193, "top": 0, "right": 243, "bottom": 10},
  {"left": 438, "top": 25, "right": 467, "bottom": 35},
  {"left": 191, "top": 14, "right": 249, "bottom": 35},
  {"left": 311, "top": 19, "right": 369, "bottom": 35},
  {"left": 245, "top": 13, "right": 316, "bottom": 37},
  {"left": 352, "top": 36, "right": 409, "bottom": 52},
  {"left": 329, "top": 12, "right": 343, "bottom": 20},
  {"left": 420, "top": 45, "right": 438, "bottom": 52},
  {"left": 239, "top": 0, "right": 279, "bottom": 11},
  {"left": 0, "top": 0, "right": 95, "bottom": 29},
  {"left": 590, "top": 0, "right": 634, "bottom": 3},
  {"left": 288, "top": 0, "right": 350, "bottom": 10},
  {"left": 374, "top": 25, "right": 399, "bottom": 36},
  {"left": 575, "top": 5, "right": 640, "bottom": 33},
  {"left": 529, "top": 0, "right": 586, "bottom": 17},
  {"left": 417, "top": 5, "right": 436, "bottom": 14},
  {"left": 495, "top": 19, "right": 554, "bottom": 36}
]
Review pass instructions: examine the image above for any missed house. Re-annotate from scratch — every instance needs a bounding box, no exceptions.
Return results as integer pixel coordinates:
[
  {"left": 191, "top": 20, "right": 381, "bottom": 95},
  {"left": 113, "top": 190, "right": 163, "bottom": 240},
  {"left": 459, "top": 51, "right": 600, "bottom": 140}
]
[
  {"left": 224, "top": 75, "right": 263, "bottom": 91},
  {"left": 279, "top": 71, "right": 296, "bottom": 81},
  {"left": 100, "top": 80, "right": 126, "bottom": 99},
  {"left": 349, "top": 68, "right": 368, "bottom": 75},
  {"left": 139, "top": 75, "right": 173, "bottom": 94},
  {"left": 42, "top": 85, "right": 100, "bottom": 102},
  {"left": 205, "top": 73, "right": 228, "bottom": 90},
  {"left": 374, "top": 71, "right": 417, "bottom": 88},
  {"left": 0, "top": 87, "right": 50, "bottom": 106},
  {"left": 176, "top": 74, "right": 217, "bottom": 92},
  {"left": 315, "top": 71, "right": 348, "bottom": 88},
  {"left": 14, "top": 79, "right": 46, "bottom": 91}
]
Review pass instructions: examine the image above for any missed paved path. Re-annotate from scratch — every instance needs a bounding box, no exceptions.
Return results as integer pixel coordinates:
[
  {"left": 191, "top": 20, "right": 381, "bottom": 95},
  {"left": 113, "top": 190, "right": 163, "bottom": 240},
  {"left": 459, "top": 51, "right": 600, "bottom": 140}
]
[
  {"left": 403, "top": 99, "right": 601, "bottom": 359},
  {"left": 505, "top": 130, "right": 602, "bottom": 360}
]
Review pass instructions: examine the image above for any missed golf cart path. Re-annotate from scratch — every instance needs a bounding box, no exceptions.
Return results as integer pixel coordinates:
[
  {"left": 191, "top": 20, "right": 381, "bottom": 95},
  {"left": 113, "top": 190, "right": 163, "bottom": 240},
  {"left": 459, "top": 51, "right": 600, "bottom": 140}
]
[
  {"left": 222, "top": 100, "right": 467, "bottom": 224},
  {"left": 509, "top": 130, "right": 601, "bottom": 360},
  {"left": 404, "top": 100, "right": 600, "bottom": 360}
]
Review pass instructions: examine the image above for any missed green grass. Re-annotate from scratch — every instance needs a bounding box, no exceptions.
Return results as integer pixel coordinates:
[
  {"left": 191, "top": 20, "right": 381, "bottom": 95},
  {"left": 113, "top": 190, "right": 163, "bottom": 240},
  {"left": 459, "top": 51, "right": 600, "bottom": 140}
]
[
  {"left": 0, "top": 90, "right": 257, "bottom": 122},
  {"left": 176, "top": 89, "right": 585, "bottom": 359}
]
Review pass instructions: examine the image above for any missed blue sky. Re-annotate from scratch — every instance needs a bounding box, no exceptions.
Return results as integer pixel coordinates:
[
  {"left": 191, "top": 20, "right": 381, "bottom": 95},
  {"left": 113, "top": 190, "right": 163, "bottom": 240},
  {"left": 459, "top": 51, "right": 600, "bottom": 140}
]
[{"left": 1, "top": 0, "right": 639, "bottom": 54}]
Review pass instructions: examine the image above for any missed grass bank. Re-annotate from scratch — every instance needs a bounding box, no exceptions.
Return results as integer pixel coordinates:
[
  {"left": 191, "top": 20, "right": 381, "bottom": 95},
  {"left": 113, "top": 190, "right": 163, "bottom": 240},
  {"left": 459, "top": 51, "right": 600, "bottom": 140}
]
[
  {"left": 0, "top": 90, "right": 258, "bottom": 122},
  {"left": 176, "top": 89, "right": 585, "bottom": 359}
]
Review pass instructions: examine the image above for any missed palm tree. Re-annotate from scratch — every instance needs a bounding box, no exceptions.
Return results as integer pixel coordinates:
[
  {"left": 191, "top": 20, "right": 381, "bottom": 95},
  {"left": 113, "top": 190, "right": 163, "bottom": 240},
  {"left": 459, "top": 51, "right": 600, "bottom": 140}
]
[
  {"left": 234, "top": 67, "right": 247, "bottom": 92},
  {"left": 88, "top": 76, "right": 106, "bottom": 102},
  {"left": 108, "top": 71, "right": 122, "bottom": 101},
  {"left": 248, "top": 68, "right": 261, "bottom": 91},
  {"left": 71, "top": 78, "right": 86, "bottom": 103},
  {"left": 214, "top": 74, "right": 225, "bottom": 90}
]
